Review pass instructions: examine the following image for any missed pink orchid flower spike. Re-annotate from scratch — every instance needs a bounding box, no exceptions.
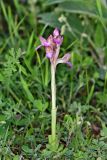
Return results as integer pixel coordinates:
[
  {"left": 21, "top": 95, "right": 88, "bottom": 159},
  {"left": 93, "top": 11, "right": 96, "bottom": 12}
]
[
  {"left": 35, "top": 28, "right": 72, "bottom": 150},
  {"left": 36, "top": 28, "right": 72, "bottom": 68}
]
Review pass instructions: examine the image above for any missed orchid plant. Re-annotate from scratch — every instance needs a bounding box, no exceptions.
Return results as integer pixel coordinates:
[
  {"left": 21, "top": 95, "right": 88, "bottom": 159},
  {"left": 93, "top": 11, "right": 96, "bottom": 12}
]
[{"left": 36, "top": 28, "right": 72, "bottom": 150}]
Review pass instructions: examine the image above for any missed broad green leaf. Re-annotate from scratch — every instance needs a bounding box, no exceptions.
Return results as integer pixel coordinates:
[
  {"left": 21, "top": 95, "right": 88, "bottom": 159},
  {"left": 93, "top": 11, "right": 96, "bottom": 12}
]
[
  {"left": 39, "top": 12, "right": 83, "bottom": 38},
  {"left": 39, "top": 12, "right": 61, "bottom": 28},
  {"left": 45, "top": 0, "right": 67, "bottom": 5},
  {"left": 34, "top": 99, "right": 43, "bottom": 112},
  {"left": 34, "top": 99, "right": 48, "bottom": 112},
  {"left": 58, "top": 0, "right": 107, "bottom": 20},
  {"left": 59, "top": 1, "right": 97, "bottom": 15},
  {"left": 94, "top": 24, "right": 105, "bottom": 48},
  {"left": 64, "top": 14, "right": 84, "bottom": 35},
  {"left": 22, "top": 145, "right": 33, "bottom": 154}
]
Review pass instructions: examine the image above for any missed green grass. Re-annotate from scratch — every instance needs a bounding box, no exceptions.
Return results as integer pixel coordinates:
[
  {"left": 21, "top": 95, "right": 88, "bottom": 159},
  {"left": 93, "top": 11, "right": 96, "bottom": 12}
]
[{"left": 0, "top": 0, "right": 107, "bottom": 159}]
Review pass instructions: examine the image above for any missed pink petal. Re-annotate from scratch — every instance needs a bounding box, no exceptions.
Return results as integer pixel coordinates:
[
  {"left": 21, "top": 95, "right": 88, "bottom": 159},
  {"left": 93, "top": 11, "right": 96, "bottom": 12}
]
[
  {"left": 66, "top": 62, "right": 72, "bottom": 68},
  {"left": 53, "top": 36, "right": 63, "bottom": 45},
  {"left": 53, "top": 28, "right": 60, "bottom": 37},
  {"left": 39, "top": 36, "right": 50, "bottom": 47},
  {"left": 47, "top": 35, "right": 53, "bottom": 44},
  {"left": 63, "top": 53, "right": 71, "bottom": 62},
  {"left": 56, "top": 53, "right": 71, "bottom": 65}
]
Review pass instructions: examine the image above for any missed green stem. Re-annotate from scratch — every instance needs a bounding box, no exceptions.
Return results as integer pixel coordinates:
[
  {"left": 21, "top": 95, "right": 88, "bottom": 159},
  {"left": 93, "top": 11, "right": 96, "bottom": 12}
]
[{"left": 51, "top": 63, "right": 57, "bottom": 143}]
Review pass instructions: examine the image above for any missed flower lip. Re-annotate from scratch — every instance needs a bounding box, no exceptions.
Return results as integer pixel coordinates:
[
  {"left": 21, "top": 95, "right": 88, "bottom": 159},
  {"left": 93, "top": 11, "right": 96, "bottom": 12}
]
[
  {"left": 46, "top": 52, "right": 53, "bottom": 59},
  {"left": 46, "top": 46, "right": 54, "bottom": 59}
]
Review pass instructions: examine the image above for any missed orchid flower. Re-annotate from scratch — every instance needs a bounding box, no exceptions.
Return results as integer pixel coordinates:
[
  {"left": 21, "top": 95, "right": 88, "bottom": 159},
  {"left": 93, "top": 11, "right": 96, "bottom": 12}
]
[
  {"left": 36, "top": 28, "right": 72, "bottom": 68},
  {"left": 36, "top": 28, "right": 72, "bottom": 151}
]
